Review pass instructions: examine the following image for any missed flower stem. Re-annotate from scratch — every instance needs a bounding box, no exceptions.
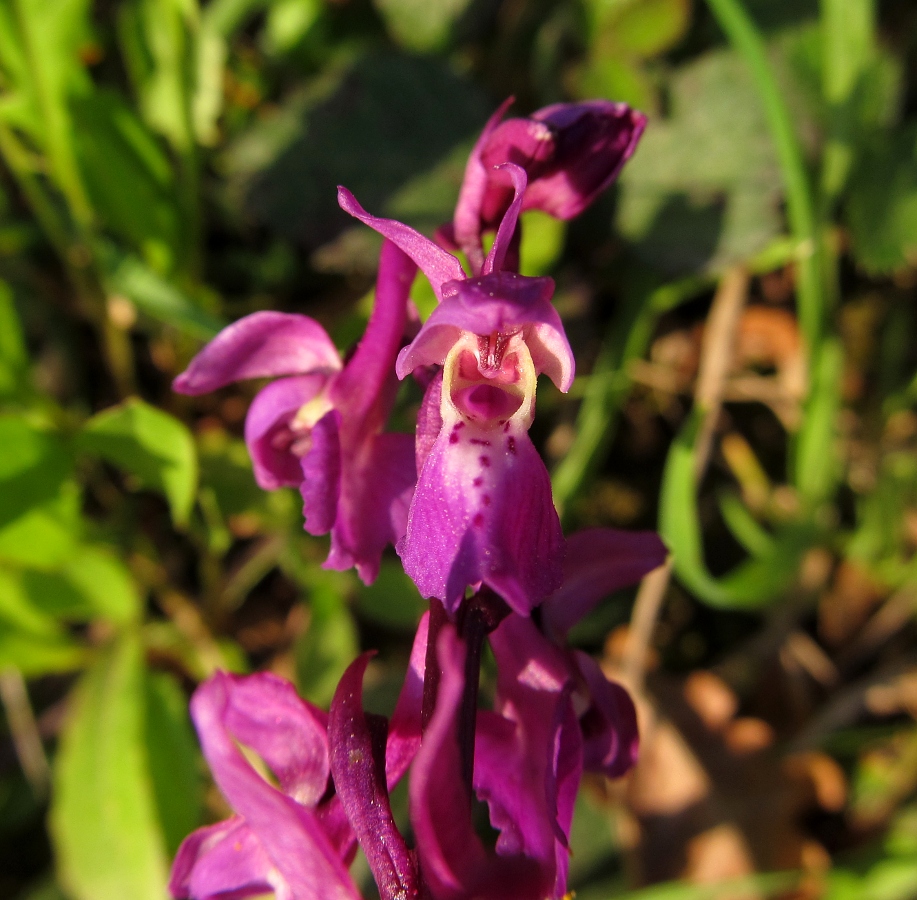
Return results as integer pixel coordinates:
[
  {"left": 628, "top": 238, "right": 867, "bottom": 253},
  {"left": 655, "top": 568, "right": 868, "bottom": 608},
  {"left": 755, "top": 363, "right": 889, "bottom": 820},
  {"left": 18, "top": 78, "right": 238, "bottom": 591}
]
[{"left": 421, "top": 598, "right": 449, "bottom": 731}]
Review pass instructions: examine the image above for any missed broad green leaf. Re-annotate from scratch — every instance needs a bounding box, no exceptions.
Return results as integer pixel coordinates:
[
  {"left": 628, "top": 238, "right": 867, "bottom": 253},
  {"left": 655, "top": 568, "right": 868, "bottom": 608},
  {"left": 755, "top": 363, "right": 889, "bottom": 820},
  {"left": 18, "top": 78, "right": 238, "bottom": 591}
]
[
  {"left": 615, "top": 49, "right": 784, "bottom": 274},
  {"left": 263, "top": 0, "right": 322, "bottom": 54},
  {"left": 100, "top": 248, "right": 225, "bottom": 339},
  {"left": 0, "top": 569, "right": 84, "bottom": 674},
  {"left": 72, "top": 90, "right": 182, "bottom": 269},
  {"left": 51, "top": 633, "right": 169, "bottom": 900},
  {"left": 0, "top": 416, "right": 80, "bottom": 568},
  {"left": 20, "top": 546, "right": 141, "bottom": 625},
  {"left": 846, "top": 126, "right": 917, "bottom": 274},
  {"left": 78, "top": 398, "right": 198, "bottom": 526},
  {"left": 144, "top": 671, "right": 202, "bottom": 855},
  {"left": 118, "top": 0, "right": 198, "bottom": 155}
]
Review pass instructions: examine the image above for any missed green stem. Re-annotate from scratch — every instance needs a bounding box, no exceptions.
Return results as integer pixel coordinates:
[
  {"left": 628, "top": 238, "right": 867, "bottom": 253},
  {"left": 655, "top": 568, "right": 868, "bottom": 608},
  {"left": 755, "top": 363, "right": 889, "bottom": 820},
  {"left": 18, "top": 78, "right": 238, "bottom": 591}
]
[{"left": 703, "top": 0, "right": 826, "bottom": 356}]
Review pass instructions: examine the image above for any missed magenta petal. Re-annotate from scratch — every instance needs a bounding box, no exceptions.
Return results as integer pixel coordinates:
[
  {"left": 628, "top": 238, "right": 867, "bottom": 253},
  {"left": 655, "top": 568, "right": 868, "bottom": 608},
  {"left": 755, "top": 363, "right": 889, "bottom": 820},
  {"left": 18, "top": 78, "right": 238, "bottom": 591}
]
[
  {"left": 575, "top": 650, "right": 640, "bottom": 778},
  {"left": 397, "top": 272, "right": 575, "bottom": 392},
  {"left": 299, "top": 409, "right": 342, "bottom": 537},
  {"left": 189, "top": 673, "right": 360, "bottom": 900},
  {"left": 542, "top": 528, "right": 668, "bottom": 638},
  {"left": 323, "top": 430, "right": 416, "bottom": 584},
  {"left": 244, "top": 375, "right": 328, "bottom": 489},
  {"left": 386, "top": 611, "right": 428, "bottom": 785},
  {"left": 173, "top": 312, "right": 341, "bottom": 395},
  {"left": 523, "top": 102, "right": 647, "bottom": 219},
  {"left": 481, "top": 616, "right": 582, "bottom": 893},
  {"left": 170, "top": 817, "right": 272, "bottom": 900},
  {"left": 337, "top": 187, "right": 466, "bottom": 299},
  {"left": 329, "top": 654, "right": 418, "bottom": 900},
  {"left": 414, "top": 372, "right": 443, "bottom": 474},
  {"left": 399, "top": 421, "right": 563, "bottom": 616},
  {"left": 453, "top": 96, "right": 515, "bottom": 272},
  {"left": 330, "top": 240, "right": 417, "bottom": 433},
  {"left": 410, "top": 629, "right": 550, "bottom": 900},
  {"left": 482, "top": 163, "right": 527, "bottom": 276}
]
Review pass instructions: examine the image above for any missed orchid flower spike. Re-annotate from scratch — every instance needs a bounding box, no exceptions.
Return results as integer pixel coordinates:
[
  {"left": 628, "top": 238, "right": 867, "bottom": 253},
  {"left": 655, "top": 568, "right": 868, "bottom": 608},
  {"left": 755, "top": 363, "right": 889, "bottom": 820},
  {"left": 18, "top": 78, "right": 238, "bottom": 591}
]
[
  {"left": 174, "top": 240, "right": 418, "bottom": 584},
  {"left": 338, "top": 165, "right": 571, "bottom": 616}
]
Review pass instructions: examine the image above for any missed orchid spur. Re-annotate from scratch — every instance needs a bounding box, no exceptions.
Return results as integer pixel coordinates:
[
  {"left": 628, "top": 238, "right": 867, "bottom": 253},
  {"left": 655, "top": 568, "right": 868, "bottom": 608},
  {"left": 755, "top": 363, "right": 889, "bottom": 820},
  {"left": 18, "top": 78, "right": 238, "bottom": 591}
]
[
  {"left": 339, "top": 164, "right": 572, "bottom": 616},
  {"left": 174, "top": 240, "right": 418, "bottom": 584}
]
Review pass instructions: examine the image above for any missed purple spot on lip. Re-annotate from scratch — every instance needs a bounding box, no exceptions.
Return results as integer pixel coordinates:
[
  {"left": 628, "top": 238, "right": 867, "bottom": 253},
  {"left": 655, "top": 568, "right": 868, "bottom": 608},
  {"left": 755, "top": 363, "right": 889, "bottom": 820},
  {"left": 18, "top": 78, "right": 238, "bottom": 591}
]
[
  {"left": 473, "top": 477, "right": 483, "bottom": 487},
  {"left": 449, "top": 431, "right": 460, "bottom": 444},
  {"left": 472, "top": 513, "right": 485, "bottom": 527},
  {"left": 482, "top": 495, "right": 491, "bottom": 506},
  {"left": 507, "top": 436, "right": 516, "bottom": 454},
  {"left": 503, "top": 422, "right": 511, "bottom": 432},
  {"left": 479, "top": 455, "right": 491, "bottom": 467},
  {"left": 470, "top": 438, "right": 491, "bottom": 446}
]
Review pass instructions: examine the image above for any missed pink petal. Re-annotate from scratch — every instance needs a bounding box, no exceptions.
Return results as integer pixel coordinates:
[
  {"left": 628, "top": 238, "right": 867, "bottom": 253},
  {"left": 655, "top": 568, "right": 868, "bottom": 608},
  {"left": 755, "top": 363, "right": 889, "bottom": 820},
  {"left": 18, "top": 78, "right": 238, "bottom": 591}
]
[
  {"left": 323, "top": 431, "right": 416, "bottom": 585},
  {"left": 244, "top": 375, "right": 329, "bottom": 490},
  {"left": 409, "top": 628, "right": 550, "bottom": 900},
  {"left": 330, "top": 240, "right": 417, "bottom": 435},
  {"left": 574, "top": 650, "right": 639, "bottom": 778},
  {"left": 173, "top": 312, "right": 341, "bottom": 395},
  {"left": 299, "top": 410, "right": 342, "bottom": 537},
  {"left": 337, "top": 187, "right": 466, "bottom": 300},
  {"left": 329, "top": 654, "right": 418, "bottom": 900},
  {"left": 189, "top": 673, "right": 360, "bottom": 900},
  {"left": 541, "top": 528, "right": 668, "bottom": 638},
  {"left": 398, "top": 418, "right": 563, "bottom": 616},
  {"left": 482, "top": 163, "right": 527, "bottom": 276},
  {"left": 386, "top": 611, "right": 428, "bottom": 786}
]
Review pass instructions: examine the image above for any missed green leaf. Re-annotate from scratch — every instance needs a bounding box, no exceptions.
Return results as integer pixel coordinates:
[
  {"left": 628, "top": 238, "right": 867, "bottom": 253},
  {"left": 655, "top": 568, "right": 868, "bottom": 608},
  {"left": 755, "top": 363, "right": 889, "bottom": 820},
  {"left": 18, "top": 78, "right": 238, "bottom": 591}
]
[
  {"left": 846, "top": 126, "right": 917, "bottom": 275},
  {"left": 78, "top": 398, "right": 198, "bottom": 526},
  {"left": 72, "top": 90, "right": 182, "bottom": 269},
  {"left": 19, "top": 546, "right": 141, "bottom": 625},
  {"left": 0, "top": 280, "right": 28, "bottom": 397},
  {"left": 660, "top": 411, "right": 813, "bottom": 608},
  {"left": 144, "top": 671, "right": 202, "bottom": 856},
  {"left": 373, "top": 0, "right": 473, "bottom": 52},
  {"left": 615, "top": 49, "right": 784, "bottom": 275},
  {"left": 0, "top": 569, "right": 84, "bottom": 675},
  {"left": 100, "top": 247, "right": 225, "bottom": 339},
  {"left": 0, "top": 415, "right": 81, "bottom": 568},
  {"left": 51, "top": 633, "right": 169, "bottom": 900},
  {"left": 793, "top": 337, "right": 842, "bottom": 504}
]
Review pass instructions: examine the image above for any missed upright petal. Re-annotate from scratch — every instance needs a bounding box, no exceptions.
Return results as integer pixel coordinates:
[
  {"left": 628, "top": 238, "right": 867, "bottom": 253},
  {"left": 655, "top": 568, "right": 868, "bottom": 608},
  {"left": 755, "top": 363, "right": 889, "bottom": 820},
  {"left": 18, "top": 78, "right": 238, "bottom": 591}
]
[
  {"left": 482, "top": 162, "right": 527, "bottom": 276},
  {"left": 337, "top": 188, "right": 466, "bottom": 299},
  {"left": 330, "top": 240, "right": 418, "bottom": 434},
  {"left": 541, "top": 528, "right": 668, "bottom": 638},
  {"left": 329, "top": 655, "right": 419, "bottom": 900},
  {"left": 386, "top": 611, "right": 429, "bottom": 785},
  {"left": 189, "top": 673, "right": 360, "bottom": 900},
  {"left": 409, "top": 628, "right": 550, "bottom": 900},
  {"left": 174, "top": 312, "right": 341, "bottom": 395}
]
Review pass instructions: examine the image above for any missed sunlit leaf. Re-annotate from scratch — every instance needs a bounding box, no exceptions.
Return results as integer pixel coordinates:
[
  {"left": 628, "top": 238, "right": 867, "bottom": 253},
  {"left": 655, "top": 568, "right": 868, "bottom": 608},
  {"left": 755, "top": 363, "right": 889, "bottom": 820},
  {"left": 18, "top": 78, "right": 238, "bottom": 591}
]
[
  {"left": 51, "top": 633, "right": 169, "bottom": 900},
  {"left": 77, "top": 398, "right": 198, "bottom": 526}
]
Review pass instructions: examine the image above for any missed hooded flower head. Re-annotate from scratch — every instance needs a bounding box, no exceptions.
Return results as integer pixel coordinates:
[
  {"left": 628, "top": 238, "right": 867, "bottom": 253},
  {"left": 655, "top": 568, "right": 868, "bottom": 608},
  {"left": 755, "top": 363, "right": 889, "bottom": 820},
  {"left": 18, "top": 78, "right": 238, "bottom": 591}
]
[
  {"left": 174, "top": 240, "right": 418, "bottom": 584},
  {"left": 338, "top": 165, "right": 571, "bottom": 615},
  {"left": 450, "top": 99, "right": 647, "bottom": 273}
]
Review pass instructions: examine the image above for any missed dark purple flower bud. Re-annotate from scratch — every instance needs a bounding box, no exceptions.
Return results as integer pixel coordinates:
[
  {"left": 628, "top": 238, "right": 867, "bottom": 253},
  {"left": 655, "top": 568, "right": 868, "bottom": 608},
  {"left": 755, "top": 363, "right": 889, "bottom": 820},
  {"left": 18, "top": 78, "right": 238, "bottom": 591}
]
[{"left": 453, "top": 99, "right": 647, "bottom": 273}]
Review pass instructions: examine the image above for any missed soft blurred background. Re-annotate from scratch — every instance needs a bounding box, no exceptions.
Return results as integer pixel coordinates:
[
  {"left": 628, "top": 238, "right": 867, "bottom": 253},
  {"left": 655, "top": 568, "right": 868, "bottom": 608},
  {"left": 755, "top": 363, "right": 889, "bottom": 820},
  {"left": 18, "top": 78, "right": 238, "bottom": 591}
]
[{"left": 1, "top": 0, "right": 917, "bottom": 898}]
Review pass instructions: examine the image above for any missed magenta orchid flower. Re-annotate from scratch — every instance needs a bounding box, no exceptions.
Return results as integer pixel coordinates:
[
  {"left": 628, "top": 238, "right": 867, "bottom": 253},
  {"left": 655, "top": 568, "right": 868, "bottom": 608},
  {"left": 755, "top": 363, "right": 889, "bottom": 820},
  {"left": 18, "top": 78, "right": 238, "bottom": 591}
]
[
  {"left": 338, "top": 165, "right": 572, "bottom": 615},
  {"left": 174, "top": 240, "right": 418, "bottom": 584},
  {"left": 448, "top": 99, "right": 647, "bottom": 273},
  {"left": 171, "top": 619, "right": 428, "bottom": 900},
  {"left": 169, "top": 671, "right": 360, "bottom": 900}
]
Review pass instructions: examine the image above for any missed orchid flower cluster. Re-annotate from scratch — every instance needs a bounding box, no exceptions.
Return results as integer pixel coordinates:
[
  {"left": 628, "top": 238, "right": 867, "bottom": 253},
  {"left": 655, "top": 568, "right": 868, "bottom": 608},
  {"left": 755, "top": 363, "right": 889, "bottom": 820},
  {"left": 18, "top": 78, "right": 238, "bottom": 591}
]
[{"left": 170, "top": 99, "right": 666, "bottom": 900}]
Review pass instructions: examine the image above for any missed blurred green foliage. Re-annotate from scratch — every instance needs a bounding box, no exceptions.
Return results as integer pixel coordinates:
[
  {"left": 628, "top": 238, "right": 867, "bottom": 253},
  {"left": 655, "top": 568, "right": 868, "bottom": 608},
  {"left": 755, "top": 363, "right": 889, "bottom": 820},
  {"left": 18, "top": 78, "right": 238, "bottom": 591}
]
[{"left": 0, "top": 0, "right": 915, "bottom": 898}]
